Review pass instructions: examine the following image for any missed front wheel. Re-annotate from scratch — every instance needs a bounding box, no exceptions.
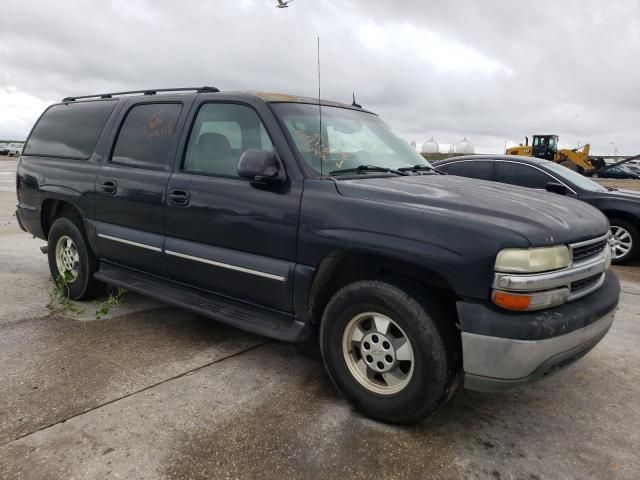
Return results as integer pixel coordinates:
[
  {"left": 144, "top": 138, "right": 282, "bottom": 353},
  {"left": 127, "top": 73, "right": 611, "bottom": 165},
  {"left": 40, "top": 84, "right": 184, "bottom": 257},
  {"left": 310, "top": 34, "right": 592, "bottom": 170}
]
[
  {"left": 609, "top": 219, "right": 639, "bottom": 264},
  {"left": 319, "top": 280, "right": 458, "bottom": 424}
]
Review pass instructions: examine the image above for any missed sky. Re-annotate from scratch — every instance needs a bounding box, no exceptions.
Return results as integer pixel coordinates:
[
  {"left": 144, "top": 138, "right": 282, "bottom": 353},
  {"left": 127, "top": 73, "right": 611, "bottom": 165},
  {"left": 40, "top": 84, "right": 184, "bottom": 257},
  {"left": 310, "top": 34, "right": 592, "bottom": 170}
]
[{"left": 0, "top": 0, "right": 638, "bottom": 155}]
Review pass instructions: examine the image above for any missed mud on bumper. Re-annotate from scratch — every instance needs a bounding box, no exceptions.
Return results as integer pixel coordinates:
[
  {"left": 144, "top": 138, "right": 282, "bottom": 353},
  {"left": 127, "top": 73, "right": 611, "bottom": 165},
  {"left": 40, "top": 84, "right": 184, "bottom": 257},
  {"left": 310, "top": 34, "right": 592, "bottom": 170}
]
[{"left": 457, "top": 270, "right": 620, "bottom": 392}]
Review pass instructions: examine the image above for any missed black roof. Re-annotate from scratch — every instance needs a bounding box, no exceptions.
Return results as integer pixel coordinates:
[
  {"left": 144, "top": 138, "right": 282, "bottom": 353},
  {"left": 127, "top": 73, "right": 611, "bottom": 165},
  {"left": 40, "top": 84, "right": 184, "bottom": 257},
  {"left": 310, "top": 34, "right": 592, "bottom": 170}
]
[{"left": 433, "top": 154, "right": 554, "bottom": 167}]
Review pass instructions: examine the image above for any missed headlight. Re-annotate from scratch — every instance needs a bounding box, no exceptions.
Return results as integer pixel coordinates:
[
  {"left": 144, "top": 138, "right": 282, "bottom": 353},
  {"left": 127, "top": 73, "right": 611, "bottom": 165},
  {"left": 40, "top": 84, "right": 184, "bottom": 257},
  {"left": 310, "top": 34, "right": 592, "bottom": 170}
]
[{"left": 495, "top": 245, "right": 570, "bottom": 273}]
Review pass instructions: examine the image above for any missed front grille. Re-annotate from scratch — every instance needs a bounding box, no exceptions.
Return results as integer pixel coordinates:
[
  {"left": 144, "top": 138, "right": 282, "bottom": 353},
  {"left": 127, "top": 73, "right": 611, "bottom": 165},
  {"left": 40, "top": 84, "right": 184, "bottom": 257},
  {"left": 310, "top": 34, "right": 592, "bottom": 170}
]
[
  {"left": 572, "top": 238, "right": 608, "bottom": 263},
  {"left": 570, "top": 273, "right": 603, "bottom": 294}
]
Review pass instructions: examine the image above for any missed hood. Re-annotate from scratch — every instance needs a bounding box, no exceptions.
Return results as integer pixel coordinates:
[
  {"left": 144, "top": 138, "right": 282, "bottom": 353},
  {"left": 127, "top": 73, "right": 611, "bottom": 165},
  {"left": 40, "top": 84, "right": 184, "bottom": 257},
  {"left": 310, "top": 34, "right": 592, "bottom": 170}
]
[
  {"left": 604, "top": 188, "right": 640, "bottom": 201},
  {"left": 334, "top": 174, "right": 608, "bottom": 246}
]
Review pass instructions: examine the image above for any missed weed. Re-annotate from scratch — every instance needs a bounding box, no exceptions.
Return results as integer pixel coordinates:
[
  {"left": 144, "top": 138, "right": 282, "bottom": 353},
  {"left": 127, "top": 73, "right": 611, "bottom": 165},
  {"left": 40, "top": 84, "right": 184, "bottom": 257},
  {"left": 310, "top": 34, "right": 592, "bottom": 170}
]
[
  {"left": 95, "top": 287, "right": 128, "bottom": 319},
  {"left": 48, "top": 271, "right": 84, "bottom": 317}
]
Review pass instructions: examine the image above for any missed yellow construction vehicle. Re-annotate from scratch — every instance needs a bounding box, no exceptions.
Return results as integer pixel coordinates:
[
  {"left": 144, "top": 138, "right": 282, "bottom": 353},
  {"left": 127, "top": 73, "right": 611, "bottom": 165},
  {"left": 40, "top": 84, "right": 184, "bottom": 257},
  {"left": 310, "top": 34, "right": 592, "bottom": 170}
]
[{"left": 506, "top": 134, "right": 600, "bottom": 173}]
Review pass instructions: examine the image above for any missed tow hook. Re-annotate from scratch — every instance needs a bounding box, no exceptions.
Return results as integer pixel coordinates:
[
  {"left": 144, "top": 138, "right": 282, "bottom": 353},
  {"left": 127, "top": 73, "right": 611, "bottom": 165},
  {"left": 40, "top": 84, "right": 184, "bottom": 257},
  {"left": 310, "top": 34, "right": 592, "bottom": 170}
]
[{"left": 40, "top": 245, "right": 48, "bottom": 254}]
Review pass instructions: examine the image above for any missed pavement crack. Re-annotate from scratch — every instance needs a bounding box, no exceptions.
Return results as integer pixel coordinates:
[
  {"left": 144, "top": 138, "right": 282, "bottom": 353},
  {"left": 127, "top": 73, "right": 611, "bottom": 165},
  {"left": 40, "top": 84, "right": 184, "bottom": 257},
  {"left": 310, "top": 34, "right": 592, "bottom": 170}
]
[
  {"left": 0, "top": 339, "right": 270, "bottom": 448},
  {"left": 621, "top": 289, "right": 640, "bottom": 296}
]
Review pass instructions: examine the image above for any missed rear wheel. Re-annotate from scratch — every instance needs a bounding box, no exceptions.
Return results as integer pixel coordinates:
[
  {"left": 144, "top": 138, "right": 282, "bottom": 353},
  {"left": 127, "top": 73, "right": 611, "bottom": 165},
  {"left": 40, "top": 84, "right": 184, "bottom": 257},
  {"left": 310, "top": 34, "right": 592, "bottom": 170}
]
[
  {"left": 609, "top": 219, "right": 639, "bottom": 264},
  {"left": 319, "top": 280, "right": 458, "bottom": 424},
  {"left": 47, "top": 217, "right": 104, "bottom": 300}
]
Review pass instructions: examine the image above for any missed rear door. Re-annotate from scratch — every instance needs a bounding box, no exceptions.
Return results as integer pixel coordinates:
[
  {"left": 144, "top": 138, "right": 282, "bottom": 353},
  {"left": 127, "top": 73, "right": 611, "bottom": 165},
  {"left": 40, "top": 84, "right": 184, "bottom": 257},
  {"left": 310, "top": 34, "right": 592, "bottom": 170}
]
[
  {"left": 94, "top": 98, "right": 192, "bottom": 275},
  {"left": 164, "top": 100, "right": 301, "bottom": 311}
]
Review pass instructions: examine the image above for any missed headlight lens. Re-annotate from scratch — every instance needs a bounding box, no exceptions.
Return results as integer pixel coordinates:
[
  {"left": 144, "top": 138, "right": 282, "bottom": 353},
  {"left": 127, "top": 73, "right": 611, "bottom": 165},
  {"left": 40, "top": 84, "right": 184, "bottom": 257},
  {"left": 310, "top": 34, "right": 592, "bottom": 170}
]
[{"left": 495, "top": 245, "right": 570, "bottom": 273}]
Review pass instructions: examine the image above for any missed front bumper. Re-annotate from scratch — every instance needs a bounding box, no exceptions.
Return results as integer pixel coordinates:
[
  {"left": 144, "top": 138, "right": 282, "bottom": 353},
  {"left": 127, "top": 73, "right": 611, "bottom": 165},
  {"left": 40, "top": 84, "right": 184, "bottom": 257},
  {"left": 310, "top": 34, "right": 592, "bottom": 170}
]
[{"left": 458, "top": 270, "right": 620, "bottom": 392}]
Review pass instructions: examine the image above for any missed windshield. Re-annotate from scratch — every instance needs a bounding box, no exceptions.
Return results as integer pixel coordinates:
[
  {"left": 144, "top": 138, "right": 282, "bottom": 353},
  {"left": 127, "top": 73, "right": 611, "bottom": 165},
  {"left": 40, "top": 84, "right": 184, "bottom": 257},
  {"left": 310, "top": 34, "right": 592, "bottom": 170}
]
[
  {"left": 271, "top": 103, "right": 431, "bottom": 175},
  {"left": 543, "top": 161, "right": 607, "bottom": 192}
]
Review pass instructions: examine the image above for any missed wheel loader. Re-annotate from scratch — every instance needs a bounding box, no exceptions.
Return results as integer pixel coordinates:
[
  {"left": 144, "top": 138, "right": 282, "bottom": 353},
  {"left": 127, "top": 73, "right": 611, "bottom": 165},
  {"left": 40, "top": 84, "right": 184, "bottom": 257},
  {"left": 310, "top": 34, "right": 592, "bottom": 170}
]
[{"left": 506, "top": 134, "right": 603, "bottom": 174}]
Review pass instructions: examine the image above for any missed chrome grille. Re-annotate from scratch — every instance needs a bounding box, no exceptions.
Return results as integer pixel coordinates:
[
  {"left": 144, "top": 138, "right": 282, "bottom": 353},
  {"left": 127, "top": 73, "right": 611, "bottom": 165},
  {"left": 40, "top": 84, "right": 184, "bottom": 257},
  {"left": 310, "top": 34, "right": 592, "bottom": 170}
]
[
  {"left": 571, "top": 236, "right": 608, "bottom": 264},
  {"left": 570, "top": 273, "right": 604, "bottom": 295}
]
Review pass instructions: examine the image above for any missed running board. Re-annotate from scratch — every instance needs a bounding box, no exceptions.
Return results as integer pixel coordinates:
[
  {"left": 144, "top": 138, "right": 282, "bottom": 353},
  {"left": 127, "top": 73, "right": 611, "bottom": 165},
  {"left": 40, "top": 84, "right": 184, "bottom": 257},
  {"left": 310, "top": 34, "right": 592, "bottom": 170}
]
[{"left": 94, "top": 263, "right": 312, "bottom": 342}]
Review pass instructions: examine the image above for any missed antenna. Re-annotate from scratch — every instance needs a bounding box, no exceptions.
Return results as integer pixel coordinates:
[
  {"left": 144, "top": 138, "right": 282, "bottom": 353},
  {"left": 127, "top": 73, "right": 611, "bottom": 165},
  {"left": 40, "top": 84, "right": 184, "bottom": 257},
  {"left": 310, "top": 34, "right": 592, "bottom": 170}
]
[
  {"left": 351, "top": 93, "right": 361, "bottom": 108},
  {"left": 317, "top": 36, "right": 323, "bottom": 177}
]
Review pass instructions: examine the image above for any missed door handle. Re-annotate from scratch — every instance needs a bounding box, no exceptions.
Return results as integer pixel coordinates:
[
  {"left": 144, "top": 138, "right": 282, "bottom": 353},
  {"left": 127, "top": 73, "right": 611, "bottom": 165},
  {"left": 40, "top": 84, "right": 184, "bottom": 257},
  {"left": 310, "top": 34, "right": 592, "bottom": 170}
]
[
  {"left": 168, "top": 189, "right": 190, "bottom": 206},
  {"left": 101, "top": 180, "right": 117, "bottom": 195}
]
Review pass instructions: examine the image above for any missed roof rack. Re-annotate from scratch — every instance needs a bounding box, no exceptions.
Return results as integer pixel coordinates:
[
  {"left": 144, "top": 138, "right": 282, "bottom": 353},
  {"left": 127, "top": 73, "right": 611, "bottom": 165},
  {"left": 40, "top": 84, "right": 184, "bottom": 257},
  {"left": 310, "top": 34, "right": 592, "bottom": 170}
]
[{"left": 62, "top": 86, "right": 220, "bottom": 102}]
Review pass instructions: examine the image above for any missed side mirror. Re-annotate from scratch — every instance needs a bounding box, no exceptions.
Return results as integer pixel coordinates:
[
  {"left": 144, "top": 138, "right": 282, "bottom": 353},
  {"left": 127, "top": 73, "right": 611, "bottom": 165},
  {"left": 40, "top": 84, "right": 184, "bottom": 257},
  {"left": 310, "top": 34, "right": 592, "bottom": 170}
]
[
  {"left": 237, "top": 150, "right": 286, "bottom": 186},
  {"left": 545, "top": 182, "right": 567, "bottom": 195}
]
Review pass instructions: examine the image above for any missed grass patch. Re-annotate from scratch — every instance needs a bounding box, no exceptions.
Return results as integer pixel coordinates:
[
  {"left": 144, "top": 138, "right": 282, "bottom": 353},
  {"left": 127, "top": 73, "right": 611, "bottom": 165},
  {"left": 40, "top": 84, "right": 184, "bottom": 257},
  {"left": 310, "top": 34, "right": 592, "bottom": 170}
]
[
  {"left": 95, "top": 287, "right": 128, "bottom": 320},
  {"left": 48, "top": 271, "right": 84, "bottom": 317}
]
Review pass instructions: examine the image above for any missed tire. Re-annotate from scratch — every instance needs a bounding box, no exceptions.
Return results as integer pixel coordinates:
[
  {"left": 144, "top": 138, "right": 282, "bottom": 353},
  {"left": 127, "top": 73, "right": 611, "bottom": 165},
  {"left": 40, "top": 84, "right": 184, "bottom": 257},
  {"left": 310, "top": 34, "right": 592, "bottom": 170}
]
[
  {"left": 609, "top": 218, "right": 639, "bottom": 264},
  {"left": 47, "top": 217, "right": 104, "bottom": 300},
  {"left": 319, "top": 280, "right": 458, "bottom": 424}
]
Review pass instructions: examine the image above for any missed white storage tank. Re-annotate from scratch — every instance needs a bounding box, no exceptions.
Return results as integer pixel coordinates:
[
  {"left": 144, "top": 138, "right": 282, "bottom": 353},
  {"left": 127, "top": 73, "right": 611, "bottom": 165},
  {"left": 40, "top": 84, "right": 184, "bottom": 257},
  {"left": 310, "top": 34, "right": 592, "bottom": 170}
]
[
  {"left": 455, "top": 137, "right": 474, "bottom": 154},
  {"left": 421, "top": 136, "right": 439, "bottom": 154}
]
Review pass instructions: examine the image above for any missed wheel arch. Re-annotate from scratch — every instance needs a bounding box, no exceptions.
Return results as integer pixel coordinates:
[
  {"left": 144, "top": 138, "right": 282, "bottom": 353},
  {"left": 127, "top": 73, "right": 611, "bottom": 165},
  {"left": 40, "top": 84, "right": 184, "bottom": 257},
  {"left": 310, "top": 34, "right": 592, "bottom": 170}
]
[
  {"left": 41, "top": 199, "right": 84, "bottom": 238},
  {"left": 306, "top": 249, "right": 459, "bottom": 328},
  {"left": 601, "top": 209, "right": 640, "bottom": 227}
]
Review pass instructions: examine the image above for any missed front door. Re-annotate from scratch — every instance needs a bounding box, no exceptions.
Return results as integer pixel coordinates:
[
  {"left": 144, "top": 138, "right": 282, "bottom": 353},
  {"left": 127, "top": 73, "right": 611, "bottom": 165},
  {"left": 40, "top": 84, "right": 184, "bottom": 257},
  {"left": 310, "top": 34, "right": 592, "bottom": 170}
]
[
  {"left": 94, "top": 100, "right": 189, "bottom": 275},
  {"left": 164, "top": 101, "right": 301, "bottom": 311}
]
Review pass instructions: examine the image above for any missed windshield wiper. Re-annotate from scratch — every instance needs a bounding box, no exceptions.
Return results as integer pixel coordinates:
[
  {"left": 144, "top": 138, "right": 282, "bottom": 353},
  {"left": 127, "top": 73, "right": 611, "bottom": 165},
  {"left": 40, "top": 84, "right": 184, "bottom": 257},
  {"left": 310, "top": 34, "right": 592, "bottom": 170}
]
[
  {"left": 328, "top": 164, "right": 410, "bottom": 176},
  {"left": 398, "top": 164, "right": 443, "bottom": 175},
  {"left": 607, "top": 186, "right": 619, "bottom": 191}
]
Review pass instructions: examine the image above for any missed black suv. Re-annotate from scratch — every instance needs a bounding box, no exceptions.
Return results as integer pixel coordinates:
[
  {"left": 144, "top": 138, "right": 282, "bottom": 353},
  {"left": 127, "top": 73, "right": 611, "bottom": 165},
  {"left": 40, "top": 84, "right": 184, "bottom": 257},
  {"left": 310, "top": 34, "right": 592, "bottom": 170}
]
[{"left": 16, "top": 87, "right": 619, "bottom": 424}]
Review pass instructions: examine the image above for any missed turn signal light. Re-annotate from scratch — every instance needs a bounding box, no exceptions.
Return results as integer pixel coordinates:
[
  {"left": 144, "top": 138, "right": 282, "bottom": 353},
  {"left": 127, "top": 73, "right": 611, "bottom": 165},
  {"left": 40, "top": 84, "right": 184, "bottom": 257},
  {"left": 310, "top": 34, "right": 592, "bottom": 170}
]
[
  {"left": 492, "top": 291, "right": 532, "bottom": 311},
  {"left": 492, "top": 287, "right": 570, "bottom": 311}
]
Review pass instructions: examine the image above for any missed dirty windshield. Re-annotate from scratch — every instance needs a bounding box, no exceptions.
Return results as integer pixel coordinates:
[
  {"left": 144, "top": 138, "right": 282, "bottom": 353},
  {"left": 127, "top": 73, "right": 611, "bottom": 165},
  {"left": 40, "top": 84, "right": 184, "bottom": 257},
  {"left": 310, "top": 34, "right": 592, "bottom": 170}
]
[{"left": 272, "top": 103, "right": 431, "bottom": 175}]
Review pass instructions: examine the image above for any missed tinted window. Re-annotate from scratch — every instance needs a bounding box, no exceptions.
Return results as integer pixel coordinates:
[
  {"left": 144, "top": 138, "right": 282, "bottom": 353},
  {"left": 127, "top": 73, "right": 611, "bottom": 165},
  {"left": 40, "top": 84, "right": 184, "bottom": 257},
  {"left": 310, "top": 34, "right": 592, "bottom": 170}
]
[
  {"left": 24, "top": 101, "right": 116, "bottom": 159},
  {"left": 445, "top": 160, "right": 493, "bottom": 180},
  {"left": 495, "top": 162, "right": 552, "bottom": 188},
  {"left": 183, "top": 103, "right": 273, "bottom": 178},
  {"left": 111, "top": 103, "right": 182, "bottom": 169}
]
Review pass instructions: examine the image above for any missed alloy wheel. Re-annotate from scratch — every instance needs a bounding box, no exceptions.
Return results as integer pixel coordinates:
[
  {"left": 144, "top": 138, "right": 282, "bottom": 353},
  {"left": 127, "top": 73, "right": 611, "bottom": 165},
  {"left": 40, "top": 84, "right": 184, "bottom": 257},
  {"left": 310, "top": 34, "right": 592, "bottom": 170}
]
[
  {"left": 610, "top": 225, "right": 633, "bottom": 260},
  {"left": 342, "top": 312, "right": 414, "bottom": 395},
  {"left": 55, "top": 235, "right": 80, "bottom": 283}
]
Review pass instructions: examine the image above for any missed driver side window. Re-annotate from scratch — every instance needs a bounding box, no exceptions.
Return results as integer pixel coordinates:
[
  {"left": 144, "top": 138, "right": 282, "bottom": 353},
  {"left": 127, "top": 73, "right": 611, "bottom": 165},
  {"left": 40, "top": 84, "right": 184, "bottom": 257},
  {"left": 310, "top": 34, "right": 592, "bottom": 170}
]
[{"left": 183, "top": 103, "right": 273, "bottom": 178}]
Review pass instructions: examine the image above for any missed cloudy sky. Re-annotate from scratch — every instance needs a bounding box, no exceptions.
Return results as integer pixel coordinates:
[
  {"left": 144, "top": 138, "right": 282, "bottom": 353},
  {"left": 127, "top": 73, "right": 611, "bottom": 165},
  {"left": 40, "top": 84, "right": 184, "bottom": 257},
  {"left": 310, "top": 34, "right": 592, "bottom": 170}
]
[{"left": 1, "top": 0, "right": 638, "bottom": 155}]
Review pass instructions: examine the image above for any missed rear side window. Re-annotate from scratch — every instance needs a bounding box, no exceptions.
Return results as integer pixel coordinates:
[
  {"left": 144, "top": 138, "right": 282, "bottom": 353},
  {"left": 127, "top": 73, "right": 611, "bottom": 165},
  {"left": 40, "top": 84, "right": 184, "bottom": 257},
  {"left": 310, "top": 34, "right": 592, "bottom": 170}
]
[
  {"left": 24, "top": 101, "right": 116, "bottom": 159},
  {"left": 495, "top": 162, "right": 553, "bottom": 189},
  {"left": 445, "top": 160, "right": 493, "bottom": 180},
  {"left": 111, "top": 103, "right": 183, "bottom": 169}
]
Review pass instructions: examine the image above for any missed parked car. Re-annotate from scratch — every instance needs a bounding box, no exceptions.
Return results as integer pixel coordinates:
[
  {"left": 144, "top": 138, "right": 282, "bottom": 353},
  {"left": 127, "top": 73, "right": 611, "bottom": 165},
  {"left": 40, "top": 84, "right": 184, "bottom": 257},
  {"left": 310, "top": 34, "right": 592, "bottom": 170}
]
[
  {"left": 594, "top": 165, "right": 640, "bottom": 179},
  {"left": 16, "top": 88, "right": 619, "bottom": 424},
  {"left": 7, "top": 144, "right": 23, "bottom": 156},
  {"left": 434, "top": 155, "right": 640, "bottom": 263},
  {"left": 623, "top": 163, "right": 640, "bottom": 175},
  {"left": 0, "top": 144, "right": 9, "bottom": 156}
]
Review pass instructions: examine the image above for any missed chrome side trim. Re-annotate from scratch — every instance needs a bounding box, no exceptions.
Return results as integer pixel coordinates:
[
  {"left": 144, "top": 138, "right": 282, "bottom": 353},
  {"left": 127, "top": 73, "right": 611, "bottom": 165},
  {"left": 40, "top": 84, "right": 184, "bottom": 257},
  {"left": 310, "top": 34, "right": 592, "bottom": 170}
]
[
  {"left": 164, "top": 250, "right": 287, "bottom": 282},
  {"left": 493, "top": 249, "right": 610, "bottom": 292},
  {"left": 98, "top": 233, "right": 162, "bottom": 252},
  {"left": 461, "top": 309, "right": 615, "bottom": 380},
  {"left": 443, "top": 158, "right": 579, "bottom": 195}
]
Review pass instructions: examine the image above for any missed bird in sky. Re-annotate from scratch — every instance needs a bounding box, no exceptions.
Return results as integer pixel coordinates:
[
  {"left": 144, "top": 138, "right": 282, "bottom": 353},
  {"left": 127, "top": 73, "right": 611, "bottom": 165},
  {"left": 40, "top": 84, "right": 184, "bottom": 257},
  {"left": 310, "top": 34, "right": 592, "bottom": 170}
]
[{"left": 276, "top": 0, "right": 294, "bottom": 8}]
